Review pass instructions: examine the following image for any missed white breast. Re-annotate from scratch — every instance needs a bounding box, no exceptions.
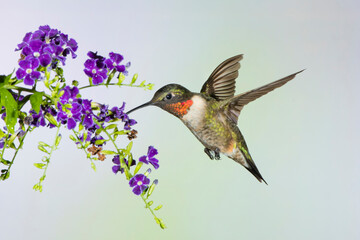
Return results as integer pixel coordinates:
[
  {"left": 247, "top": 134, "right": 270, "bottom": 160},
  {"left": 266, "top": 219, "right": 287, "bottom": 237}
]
[{"left": 182, "top": 95, "right": 206, "bottom": 130}]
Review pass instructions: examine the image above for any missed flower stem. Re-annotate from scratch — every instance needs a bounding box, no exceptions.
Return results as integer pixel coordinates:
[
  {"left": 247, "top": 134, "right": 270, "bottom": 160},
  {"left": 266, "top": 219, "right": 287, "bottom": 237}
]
[{"left": 79, "top": 83, "right": 146, "bottom": 90}]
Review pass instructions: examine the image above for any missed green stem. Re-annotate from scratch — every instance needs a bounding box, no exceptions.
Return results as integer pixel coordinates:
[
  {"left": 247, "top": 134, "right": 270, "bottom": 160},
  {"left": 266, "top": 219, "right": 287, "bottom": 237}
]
[
  {"left": 42, "top": 125, "right": 61, "bottom": 177},
  {"left": 79, "top": 83, "right": 146, "bottom": 90},
  {"left": 5, "top": 127, "right": 30, "bottom": 174},
  {"left": 71, "top": 129, "right": 96, "bottom": 167},
  {"left": 102, "top": 127, "right": 131, "bottom": 175}
]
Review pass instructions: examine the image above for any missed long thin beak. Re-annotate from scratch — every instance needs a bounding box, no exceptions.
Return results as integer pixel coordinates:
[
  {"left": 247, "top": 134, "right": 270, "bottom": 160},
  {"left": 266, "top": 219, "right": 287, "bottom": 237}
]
[{"left": 127, "top": 101, "right": 153, "bottom": 114}]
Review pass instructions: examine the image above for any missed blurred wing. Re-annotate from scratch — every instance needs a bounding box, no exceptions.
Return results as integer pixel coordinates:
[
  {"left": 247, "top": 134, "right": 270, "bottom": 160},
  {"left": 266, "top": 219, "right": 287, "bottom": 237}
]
[
  {"left": 201, "top": 54, "right": 243, "bottom": 101},
  {"left": 222, "top": 70, "right": 304, "bottom": 123}
]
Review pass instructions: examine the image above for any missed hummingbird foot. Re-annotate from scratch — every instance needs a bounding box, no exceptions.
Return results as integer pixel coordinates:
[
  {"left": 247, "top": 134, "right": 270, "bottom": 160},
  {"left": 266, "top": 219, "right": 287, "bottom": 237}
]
[
  {"left": 214, "top": 148, "right": 221, "bottom": 160},
  {"left": 204, "top": 148, "right": 214, "bottom": 160}
]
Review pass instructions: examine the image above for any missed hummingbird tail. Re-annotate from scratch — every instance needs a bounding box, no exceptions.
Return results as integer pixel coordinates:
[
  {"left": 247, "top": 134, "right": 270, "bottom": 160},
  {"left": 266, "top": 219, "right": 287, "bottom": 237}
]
[{"left": 244, "top": 158, "right": 268, "bottom": 185}]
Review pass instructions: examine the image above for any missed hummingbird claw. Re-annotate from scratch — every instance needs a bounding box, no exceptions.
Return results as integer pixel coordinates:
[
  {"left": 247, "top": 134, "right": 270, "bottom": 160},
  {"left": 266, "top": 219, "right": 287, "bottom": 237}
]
[
  {"left": 204, "top": 148, "right": 214, "bottom": 160},
  {"left": 214, "top": 148, "right": 221, "bottom": 160}
]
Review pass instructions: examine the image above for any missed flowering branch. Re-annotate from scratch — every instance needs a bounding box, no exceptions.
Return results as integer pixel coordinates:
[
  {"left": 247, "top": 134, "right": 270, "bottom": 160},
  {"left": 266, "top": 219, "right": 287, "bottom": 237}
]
[{"left": 0, "top": 25, "right": 165, "bottom": 229}]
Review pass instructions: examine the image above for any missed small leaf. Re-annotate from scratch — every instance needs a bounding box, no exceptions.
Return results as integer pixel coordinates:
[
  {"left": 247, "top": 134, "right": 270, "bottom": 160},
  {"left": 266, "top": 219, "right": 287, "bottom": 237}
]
[
  {"left": 95, "top": 139, "right": 106, "bottom": 145},
  {"left": 45, "top": 113, "right": 58, "bottom": 127},
  {"left": 1, "top": 170, "right": 10, "bottom": 180},
  {"left": 101, "top": 150, "right": 117, "bottom": 155},
  {"left": 130, "top": 73, "right": 138, "bottom": 85},
  {"left": 139, "top": 80, "right": 146, "bottom": 87},
  {"left": 30, "top": 92, "right": 44, "bottom": 114},
  {"left": 38, "top": 145, "right": 49, "bottom": 154},
  {"left": 0, "top": 159, "right": 11, "bottom": 166},
  {"left": 125, "top": 141, "right": 133, "bottom": 155},
  {"left": 147, "top": 201, "right": 153, "bottom": 207},
  {"left": 118, "top": 72, "right": 125, "bottom": 84},
  {"left": 154, "top": 205, "right": 163, "bottom": 211},
  {"left": 105, "top": 124, "right": 117, "bottom": 130},
  {"left": 134, "top": 162, "right": 143, "bottom": 175},
  {"left": 91, "top": 162, "right": 96, "bottom": 171},
  {"left": 55, "top": 134, "right": 62, "bottom": 147},
  {"left": 38, "top": 141, "right": 50, "bottom": 147},
  {"left": 34, "top": 163, "right": 45, "bottom": 169},
  {"left": 146, "top": 83, "right": 154, "bottom": 90}
]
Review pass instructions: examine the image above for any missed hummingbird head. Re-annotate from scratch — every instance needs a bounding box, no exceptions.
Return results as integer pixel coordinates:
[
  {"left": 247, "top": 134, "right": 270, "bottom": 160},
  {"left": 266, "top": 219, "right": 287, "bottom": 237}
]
[{"left": 127, "top": 84, "right": 194, "bottom": 118}]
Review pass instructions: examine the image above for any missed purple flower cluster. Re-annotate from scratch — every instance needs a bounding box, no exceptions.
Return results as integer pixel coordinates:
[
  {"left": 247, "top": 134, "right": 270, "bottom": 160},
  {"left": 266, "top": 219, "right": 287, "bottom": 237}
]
[
  {"left": 84, "top": 51, "right": 129, "bottom": 85},
  {"left": 15, "top": 25, "right": 78, "bottom": 86}
]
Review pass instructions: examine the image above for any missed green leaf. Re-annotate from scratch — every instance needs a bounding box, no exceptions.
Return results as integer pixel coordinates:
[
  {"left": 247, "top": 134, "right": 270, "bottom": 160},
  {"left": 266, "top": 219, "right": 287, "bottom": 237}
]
[
  {"left": 0, "top": 158, "right": 11, "bottom": 166},
  {"left": 130, "top": 74, "right": 138, "bottom": 85},
  {"left": 95, "top": 139, "right": 106, "bottom": 145},
  {"left": 38, "top": 141, "right": 50, "bottom": 147},
  {"left": 105, "top": 124, "right": 117, "bottom": 130},
  {"left": 125, "top": 141, "right": 133, "bottom": 155},
  {"left": 1, "top": 170, "right": 10, "bottom": 180},
  {"left": 134, "top": 162, "right": 143, "bottom": 175},
  {"left": 34, "top": 163, "right": 46, "bottom": 169},
  {"left": 38, "top": 145, "right": 49, "bottom": 154},
  {"left": 101, "top": 150, "right": 117, "bottom": 155},
  {"left": 55, "top": 134, "right": 62, "bottom": 147},
  {"left": 147, "top": 201, "right": 153, "bottom": 207},
  {"left": 91, "top": 162, "right": 96, "bottom": 171},
  {"left": 154, "top": 205, "right": 163, "bottom": 211},
  {"left": 30, "top": 92, "right": 44, "bottom": 114},
  {"left": 0, "top": 89, "right": 18, "bottom": 134},
  {"left": 0, "top": 74, "right": 11, "bottom": 88},
  {"left": 118, "top": 72, "right": 125, "bottom": 84},
  {"left": 45, "top": 113, "right": 58, "bottom": 127}
]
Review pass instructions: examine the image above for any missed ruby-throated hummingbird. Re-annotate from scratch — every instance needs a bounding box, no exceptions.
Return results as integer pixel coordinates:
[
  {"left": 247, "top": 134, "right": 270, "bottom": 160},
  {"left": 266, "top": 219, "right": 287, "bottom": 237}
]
[{"left": 127, "top": 55, "right": 303, "bottom": 184}]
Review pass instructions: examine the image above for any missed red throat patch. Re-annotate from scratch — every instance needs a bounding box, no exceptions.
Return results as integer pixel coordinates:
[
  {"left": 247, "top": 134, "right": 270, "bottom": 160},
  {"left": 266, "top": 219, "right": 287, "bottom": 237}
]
[{"left": 167, "top": 100, "right": 193, "bottom": 117}]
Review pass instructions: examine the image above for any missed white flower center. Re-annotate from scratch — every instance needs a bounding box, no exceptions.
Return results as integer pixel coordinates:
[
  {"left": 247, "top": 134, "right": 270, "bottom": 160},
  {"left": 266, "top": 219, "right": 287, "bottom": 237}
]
[
  {"left": 33, "top": 52, "right": 40, "bottom": 57},
  {"left": 92, "top": 69, "right": 97, "bottom": 74},
  {"left": 113, "top": 62, "right": 117, "bottom": 67},
  {"left": 67, "top": 112, "right": 72, "bottom": 118},
  {"left": 26, "top": 68, "right": 32, "bottom": 74},
  {"left": 45, "top": 37, "right": 51, "bottom": 44},
  {"left": 137, "top": 181, "right": 143, "bottom": 186}
]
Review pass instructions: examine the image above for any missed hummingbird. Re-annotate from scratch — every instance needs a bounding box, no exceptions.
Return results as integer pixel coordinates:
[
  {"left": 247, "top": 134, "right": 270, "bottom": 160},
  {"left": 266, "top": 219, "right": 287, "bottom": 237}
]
[{"left": 127, "top": 55, "right": 303, "bottom": 184}]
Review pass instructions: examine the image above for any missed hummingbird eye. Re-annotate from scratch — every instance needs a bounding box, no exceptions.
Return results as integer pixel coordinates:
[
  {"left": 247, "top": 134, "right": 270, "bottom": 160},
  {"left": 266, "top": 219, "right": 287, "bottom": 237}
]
[{"left": 165, "top": 93, "right": 173, "bottom": 100}]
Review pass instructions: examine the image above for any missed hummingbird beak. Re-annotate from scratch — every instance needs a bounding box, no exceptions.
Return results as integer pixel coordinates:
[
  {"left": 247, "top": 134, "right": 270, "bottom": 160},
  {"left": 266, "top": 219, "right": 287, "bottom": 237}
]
[{"left": 126, "top": 101, "right": 153, "bottom": 115}]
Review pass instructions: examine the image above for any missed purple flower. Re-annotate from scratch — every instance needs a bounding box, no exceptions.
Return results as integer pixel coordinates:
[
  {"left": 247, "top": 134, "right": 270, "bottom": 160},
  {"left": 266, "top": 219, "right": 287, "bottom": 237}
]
[
  {"left": 105, "top": 52, "right": 125, "bottom": 72},
  {"left": 57, "top": 102, "right": 82, "bottom": 130},
  {"left": 124, "top": 118, "right": 137, "bottom": 130},
  {"left": 84, "top": 58, "right": 108, "bottom": 85},
  {"left": 0, "top": 138, "right": 5, "bottom": 149},
  {"left": 139, "top": 146, "right": 159, "bottom": 169},
  {"left": 112, "top": 155, "right": 136, "bottom": 174},
  {"left": 16, "top": 58, "right": 41, "bottom": 86},
  {"left": 59, "top": 86, "right": 79, "bottom": 104},
  {"left": 129, "top": 174, "right": 150, "bottom": 195}
]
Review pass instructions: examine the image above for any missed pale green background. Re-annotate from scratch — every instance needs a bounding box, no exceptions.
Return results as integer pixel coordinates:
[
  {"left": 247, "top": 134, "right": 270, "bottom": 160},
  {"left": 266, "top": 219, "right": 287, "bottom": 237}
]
[{"left": 1, "top": 0, "right": 359, "bottom": 239}]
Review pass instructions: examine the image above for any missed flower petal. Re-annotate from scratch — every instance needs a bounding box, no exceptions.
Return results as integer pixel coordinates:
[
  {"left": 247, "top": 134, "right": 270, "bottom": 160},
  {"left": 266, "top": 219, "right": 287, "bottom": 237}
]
[
  {"left": 16, "top": 68, "right": 26, "bottom": 80},
  {"left": 147, "top": 146, "right": 158, "bottom": 158},
  {"left": 39, "top": 54, "right": 51, "bottom": 66},
  {"left": 67, "top": 118, "right": 76, "bottom": 129},
  {"left": 24, "top": 75, "right": 35, "bottom": 86},
  {"left": 139, "top": 155, "right": 149, "bottom": 164},
  {"left": 112, "top": 165, "right": 120, "bottom": 174},
  {"left": 132, "top": 186, "right": 142, "bottom": 195}
]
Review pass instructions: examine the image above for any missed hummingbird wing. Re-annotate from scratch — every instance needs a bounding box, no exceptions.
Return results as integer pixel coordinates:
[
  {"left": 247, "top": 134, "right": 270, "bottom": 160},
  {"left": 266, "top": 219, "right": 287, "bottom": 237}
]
[
  {"left": 200, "top": 54, "right": 243, "bottom": 101},
  {"left": 222, "top": 70, "right": 304, "bottom": 123}
]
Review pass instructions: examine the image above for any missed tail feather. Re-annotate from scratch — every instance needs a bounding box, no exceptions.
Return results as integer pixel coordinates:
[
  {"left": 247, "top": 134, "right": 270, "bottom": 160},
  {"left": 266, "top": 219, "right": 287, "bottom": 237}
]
[{"left": 244, "top": 158, "right": 268, "bottom": 185}]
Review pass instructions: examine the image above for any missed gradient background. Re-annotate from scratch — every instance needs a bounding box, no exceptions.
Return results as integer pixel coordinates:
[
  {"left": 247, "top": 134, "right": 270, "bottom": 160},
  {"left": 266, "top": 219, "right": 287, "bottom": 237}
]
[{"left": 1, "top": 0, "right": 359, "bottom": 239}]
